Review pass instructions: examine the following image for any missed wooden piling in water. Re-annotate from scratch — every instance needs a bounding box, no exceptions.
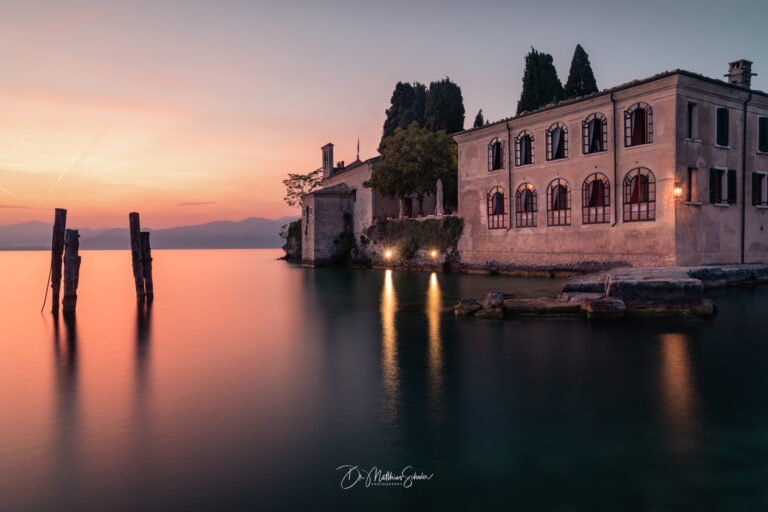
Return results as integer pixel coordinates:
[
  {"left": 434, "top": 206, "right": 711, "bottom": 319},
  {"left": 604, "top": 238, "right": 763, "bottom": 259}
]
[
  {"left": 140, "top": 231, "right": 154, "bottom": 300},
  {"left": 62, "top": 229, "right": 81, "bottom": 313},
  {"left": 129, "top": 212, "right": 145, "bottom": 301},
  {"left": 50, "top": 208, "right": 67, "bottom": 313}
]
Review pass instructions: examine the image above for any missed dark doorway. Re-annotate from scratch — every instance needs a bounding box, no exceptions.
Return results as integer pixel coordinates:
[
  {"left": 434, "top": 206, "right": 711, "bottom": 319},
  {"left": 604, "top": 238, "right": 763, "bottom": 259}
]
[{"left": 403, "top": 198, "right": 413, "bottom": 218}]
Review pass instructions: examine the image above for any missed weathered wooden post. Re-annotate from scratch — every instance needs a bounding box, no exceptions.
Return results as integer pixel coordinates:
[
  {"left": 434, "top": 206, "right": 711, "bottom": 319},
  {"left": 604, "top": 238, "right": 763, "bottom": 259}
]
[
  {"left": 140, "top": 231, "right": 154, "bottom": 300},
  {"left": 129, "top": 212, "right": 145, "bottom": 301},
  {"left": 62, "top": 229, "right": 81, "bottom": 313},
  {"left": 50, "top": 208, "right": 67, "bottom": 312}
]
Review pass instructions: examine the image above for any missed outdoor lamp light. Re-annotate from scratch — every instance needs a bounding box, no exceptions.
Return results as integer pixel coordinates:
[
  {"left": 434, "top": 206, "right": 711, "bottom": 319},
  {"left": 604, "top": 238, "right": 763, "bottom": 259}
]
[
  {"left": 430, "top": 250, "right": 438, "bottom": 258},
  {"left": 674, "top": 182, "right": 682, "bottom": 199},
  {"left": 385, "top": 249, "right": 392, "bottom": 259}
]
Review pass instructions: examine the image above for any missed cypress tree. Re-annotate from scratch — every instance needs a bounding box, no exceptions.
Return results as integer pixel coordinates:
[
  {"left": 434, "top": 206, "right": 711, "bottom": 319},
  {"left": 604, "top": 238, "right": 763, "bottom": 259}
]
[
  {"left": 516, "top": 48, "right": 564, "bottom": 114},
  {"left": 424, "top": 77, "right": 465, "bottom": 133},
  {"left": 473, "top": 109, "right": 485, "bottom": 128},
  {"left": 381, "top": 82, "right": 427, "bottom": 146},
  {"left": 563, "top": 44, "right": 598, "bottom": 99}
]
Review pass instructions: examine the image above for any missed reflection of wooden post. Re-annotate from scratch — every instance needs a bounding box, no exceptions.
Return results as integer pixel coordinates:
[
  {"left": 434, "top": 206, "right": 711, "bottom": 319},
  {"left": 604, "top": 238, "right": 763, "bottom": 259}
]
[
  {"left": 129, "top": 212, "right": 145, "bottom": 301},
  {"left": 62, "top": 229, "right": 81, "bottom": 313},
  {"left": 140, "top": 231, "right": 153, "bottom": 300},
  {"left": 50, "top": 208, "right": 67, "bottom": 312}
]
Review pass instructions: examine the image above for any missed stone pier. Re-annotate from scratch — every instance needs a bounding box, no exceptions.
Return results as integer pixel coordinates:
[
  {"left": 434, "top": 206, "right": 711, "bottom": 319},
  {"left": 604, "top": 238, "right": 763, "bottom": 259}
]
[{"left": 455, "top": 264, "right": 768, "bottom": 319}]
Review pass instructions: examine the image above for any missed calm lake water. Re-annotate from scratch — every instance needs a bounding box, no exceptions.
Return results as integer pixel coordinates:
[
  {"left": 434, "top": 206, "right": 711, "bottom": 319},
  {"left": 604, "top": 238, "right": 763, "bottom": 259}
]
[{"left": 2, "top": 249, "right": 768, "bottom": 510}]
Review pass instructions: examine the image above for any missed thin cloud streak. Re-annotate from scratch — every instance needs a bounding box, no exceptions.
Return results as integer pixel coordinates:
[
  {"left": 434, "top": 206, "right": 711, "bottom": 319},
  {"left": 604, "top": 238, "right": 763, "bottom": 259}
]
[
  {"left": 0, "top": 185, "right": 18, "bottom": 197},
  {"left": 49, "top": 128, "right": 108, "bottom": 192}
]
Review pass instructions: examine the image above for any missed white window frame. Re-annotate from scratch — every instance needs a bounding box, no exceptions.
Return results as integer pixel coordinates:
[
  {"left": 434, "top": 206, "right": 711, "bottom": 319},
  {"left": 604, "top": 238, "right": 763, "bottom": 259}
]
[
  {"left": 686, "top": 102, "right": 699, "bottom": 141},
  {"left": 756, "top": 171, "right": 768, "bottom": 207},
  {"left": 758, "top": 116, "right": 768, "bottom": 155}
]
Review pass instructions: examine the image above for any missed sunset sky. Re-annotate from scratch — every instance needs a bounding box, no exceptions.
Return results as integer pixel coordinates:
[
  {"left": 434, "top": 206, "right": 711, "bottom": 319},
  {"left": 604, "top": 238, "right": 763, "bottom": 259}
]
[{"left": 1, "top": 0, "right": 766, "bottom": 228}]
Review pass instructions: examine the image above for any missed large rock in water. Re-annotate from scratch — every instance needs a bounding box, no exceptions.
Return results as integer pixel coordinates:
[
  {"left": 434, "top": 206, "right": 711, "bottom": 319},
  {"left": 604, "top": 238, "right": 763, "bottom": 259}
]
[
  {"left": 560, "top": 272, "right": 608, "bottom": 294},
  {"left": 482, "top": 292, "right": 505, "bottom": 310},
  {"left": 502, "top": 298, "right": 583, "bottom": 317},
  {"left": 453, "top": 298, "right": 481, "bottom": 316},
  {"left": 605, "top": 275, "right": 703, "bottom": 305},
  {"left": 687, "top": 266, "right": 753, "bottom": 287},
  {"left": 580, "top": 297, "right": 626, "bottom": 318}
]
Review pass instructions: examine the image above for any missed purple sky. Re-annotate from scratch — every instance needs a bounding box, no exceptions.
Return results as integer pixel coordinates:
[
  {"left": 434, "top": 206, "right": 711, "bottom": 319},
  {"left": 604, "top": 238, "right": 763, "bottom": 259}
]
[{"left": 0, "top": 0, "right": 766, "bottom": 227}]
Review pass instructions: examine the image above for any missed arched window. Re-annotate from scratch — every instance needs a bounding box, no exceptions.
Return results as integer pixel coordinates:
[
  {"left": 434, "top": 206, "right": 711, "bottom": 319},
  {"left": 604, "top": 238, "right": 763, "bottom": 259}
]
[
  {"left": 546, "top": 122, "right": 568, "bottom": 160},
  {"left": 624, "top": 102, "right": 653, "bottom": 147},
  {"left": 582, "top": 173, "right": 611, "bottom": 224},
  {"left": 547, "top": 178, "right": 571, "bottom": 226},
  {"left": 516, "top": 183, "right": 537, "bottom": 228},
  {"left": 487, "top": 186, "right": 507, "bottom": 229},
  {"left": 623, "top": 168, "right": 656, "bottom": 221},
  {"left": 515, "top": 131, "right": 534, "bottom": 166},
  {"left": 582, "top": 113, "right": 607, "bottom": 154},
  {"left": 488, "top": 137, "right": 504, "bottom": 171}
]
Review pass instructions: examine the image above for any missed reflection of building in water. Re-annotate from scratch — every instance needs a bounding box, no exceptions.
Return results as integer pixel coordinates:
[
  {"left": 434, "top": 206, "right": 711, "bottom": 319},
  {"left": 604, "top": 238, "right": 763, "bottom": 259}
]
[
  {"left": 380, "top": 270, "right": 400, "bottom": 428},
  {"left": 660, "top": 333, "right": 700, "bottom": 457},
  {"left": 426, "top": 272, "right": 445, "bottom": 424}
]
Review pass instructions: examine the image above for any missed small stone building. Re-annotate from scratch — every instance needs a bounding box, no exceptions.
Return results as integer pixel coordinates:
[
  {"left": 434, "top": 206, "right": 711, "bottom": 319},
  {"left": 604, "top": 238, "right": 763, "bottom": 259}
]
[
  {"left": 454, "top": 60, "right": 768, "bottom": 269},
  {"left": 301, "top": 143, "right": 436, "bottom": 264}
]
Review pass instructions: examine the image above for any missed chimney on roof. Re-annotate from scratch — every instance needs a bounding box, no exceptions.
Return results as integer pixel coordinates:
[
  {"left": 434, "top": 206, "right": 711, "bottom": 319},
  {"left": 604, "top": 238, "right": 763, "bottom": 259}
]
[
  {"left": 322, "top": 143, "right": 334, "bottom": 178},
  {"left": 725, "top": 59, "right": 756, "bottom": 89}
]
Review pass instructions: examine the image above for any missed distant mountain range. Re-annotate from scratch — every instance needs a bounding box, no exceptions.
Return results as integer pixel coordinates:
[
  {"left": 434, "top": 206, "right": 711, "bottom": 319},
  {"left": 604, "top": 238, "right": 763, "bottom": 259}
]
[{"left": 0, "top": 216, "right": 299, "bottom": 250}]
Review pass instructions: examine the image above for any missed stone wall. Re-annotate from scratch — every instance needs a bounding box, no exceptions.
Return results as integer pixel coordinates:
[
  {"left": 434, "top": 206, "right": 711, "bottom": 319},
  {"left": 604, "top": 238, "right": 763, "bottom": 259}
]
[
  {"left": 455, "top": 74, "right": 679, "bottom": 269},
  {"left": 323, "top": 162, "right": 374, "bottom": 241},
  {"left": 301, "top": 189, "right": 352, "bottom": 265},
  {"left": 674, "top": 75, "right": 768, "bottom": 264}
]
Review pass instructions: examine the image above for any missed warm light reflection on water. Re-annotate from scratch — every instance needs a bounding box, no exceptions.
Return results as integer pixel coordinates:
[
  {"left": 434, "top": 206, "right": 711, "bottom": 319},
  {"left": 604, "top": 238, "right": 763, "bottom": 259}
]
[
  {"left": 426, "top": 272, "right": 445, "bottom": 424},
  {"left": 380, "top": 269, "right": 400, "bottom": 430},
  {"left": 660, "top": 333, "right": 700, "bottom": 455}
]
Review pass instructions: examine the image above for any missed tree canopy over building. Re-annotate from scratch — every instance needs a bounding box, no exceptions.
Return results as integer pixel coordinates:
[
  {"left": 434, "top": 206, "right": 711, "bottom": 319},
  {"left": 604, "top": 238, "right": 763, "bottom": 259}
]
[
  {"left": 381, "top": 82, "right": 427, "bottom": 146},
  {"left": 564, "top": 44, "right": 598, "bottom": 99},
  {"left": 424, "top": 77, "right": 465, "bottom": 134},
  {"left": 366, "top": 122, "right": 457, "bottom": 213},
  {"left": 282, "top": 168, "right": 323, "bottom": 207},
  {"left": 473, "top": 109, "right": 485, "bottom": 128},
  {"left": 381, "top": 78, "right": 465, "bottom": 148},
  {"left": 516, "top": 48, "right": 564, "bottom": 114}
]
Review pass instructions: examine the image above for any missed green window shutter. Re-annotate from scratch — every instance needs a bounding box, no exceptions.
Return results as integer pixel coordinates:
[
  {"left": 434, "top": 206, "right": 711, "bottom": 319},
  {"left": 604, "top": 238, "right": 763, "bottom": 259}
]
[
  {"left": 753, "top": 172, "right": 760, "bottom": 205},
  {"left": 727, "top": 169, "right": 737, "bottom": 204},
  {"left": 716, "top": 108, "right": 729, "bottom": 146},
  {"left": 759, "top": 117, "right": 768, "bottom": 153},
  {"left": 709, "top": 168, "right": 717, "bottom": 203}
]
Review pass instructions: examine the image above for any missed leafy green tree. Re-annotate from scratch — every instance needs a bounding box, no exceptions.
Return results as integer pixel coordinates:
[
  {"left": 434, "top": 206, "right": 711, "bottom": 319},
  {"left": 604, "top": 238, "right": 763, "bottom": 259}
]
[
  {"left": 381, "top": 82, "right": 427, "bottom": 146},
  {"left": 473, "top": 109, "right": 485, "bottom": 128},
  {"left": 516, "top": 48, "right": 564, "bottom": 114},
  {"left": 279, "top": 219, "right": 302, "bottom": 261},
  {"left": 365, "top": 122, "right": 457, "bottom": 213},
  {"left": 563, "top": 44, "right": 598, "bottom": 99},
  {"left": 424, "top": 77, "right": 465, "bottom": 133},
  {"left": 282, "top": 168, "right": 323, "bottom": 207}
]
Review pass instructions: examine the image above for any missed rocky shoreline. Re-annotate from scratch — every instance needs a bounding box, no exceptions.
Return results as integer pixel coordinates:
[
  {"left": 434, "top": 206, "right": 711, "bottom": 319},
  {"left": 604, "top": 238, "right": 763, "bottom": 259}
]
[{"left": 454, "top": 264, "right": 768, "bottom": 319}]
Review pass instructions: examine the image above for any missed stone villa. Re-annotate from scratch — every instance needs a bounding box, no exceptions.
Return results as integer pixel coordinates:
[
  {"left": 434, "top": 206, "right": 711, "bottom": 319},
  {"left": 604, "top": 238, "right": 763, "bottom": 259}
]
[
  {"left": 302, "top": 60, "right": 768, "bottom": 268},
  {"left": 456, "top": 60, "right": 768, "bottom": 268},
  {"left": 301, "top": 144, "right": 435, "bottom": 264}
]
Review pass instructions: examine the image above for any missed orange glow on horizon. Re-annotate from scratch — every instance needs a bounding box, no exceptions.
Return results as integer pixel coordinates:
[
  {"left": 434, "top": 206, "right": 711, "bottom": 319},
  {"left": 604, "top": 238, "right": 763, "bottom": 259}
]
[{"left": 0, "top": 88, "right": 373, "bottom": 228}]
